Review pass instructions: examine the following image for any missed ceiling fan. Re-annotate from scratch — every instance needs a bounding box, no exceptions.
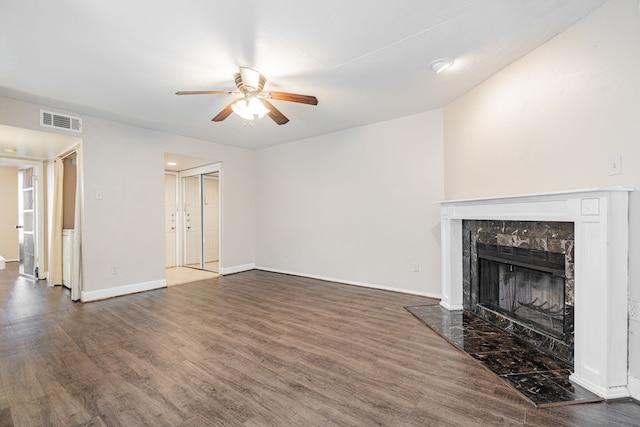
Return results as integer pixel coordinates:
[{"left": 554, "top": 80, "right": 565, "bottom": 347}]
[{"left": 176, "top": 67, "right": 318, "bottom": 125}]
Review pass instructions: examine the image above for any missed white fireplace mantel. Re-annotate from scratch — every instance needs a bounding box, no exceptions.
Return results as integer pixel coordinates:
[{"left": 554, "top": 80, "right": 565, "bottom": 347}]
[{"left": 439, "top": 188, "right": 632, "bottom": 399}]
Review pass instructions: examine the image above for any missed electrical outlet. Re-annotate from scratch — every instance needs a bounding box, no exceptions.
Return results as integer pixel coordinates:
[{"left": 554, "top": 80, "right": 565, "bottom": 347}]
[
  {"left": 111, "top": 265, "right": 118, "bottom": 275},
  {"left": 630, "top": 302, "right": 639, "bottom": 321},
  {"left": 412, "top": 263, "right": 420, "bottom": 272}
]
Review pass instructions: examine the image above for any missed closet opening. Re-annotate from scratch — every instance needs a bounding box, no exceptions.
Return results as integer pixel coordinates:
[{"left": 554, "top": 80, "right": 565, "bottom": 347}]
[{"left": 164, "top": 154, "right": 221, "bottom": 286}]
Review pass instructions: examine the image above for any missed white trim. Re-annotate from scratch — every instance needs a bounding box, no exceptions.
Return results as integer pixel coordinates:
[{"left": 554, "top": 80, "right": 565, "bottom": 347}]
[
  {"left": 2, "top": 258, "right": 19, "bottom": 262},
  {"left": 179, "top": 163, "right": 221, "bottom": 178},
  {"left": 220, "top": 263, "right": 255, "bottom": 275},
  {"left": 81, "top": 279, "right": 166, "bottom": 302},
  {"left": 628, "top": 375, "right": 640, "bottom": 401},
  {"left": 437, "top": 187, "right": 633, "bottom": 205},
  {"left": 256, "top": 266, "right": 442, "bottom": 299},
  {"left": 569, "top": 376, "right": 632, "bottom": 401},
  {"left": 439, "top": 300, "right": 463, "bottom": 311}
]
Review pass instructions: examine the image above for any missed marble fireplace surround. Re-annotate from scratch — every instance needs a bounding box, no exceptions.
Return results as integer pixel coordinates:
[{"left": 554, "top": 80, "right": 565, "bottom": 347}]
[{"left": 439, "top": 188, "right": 632, "bottom": 400}]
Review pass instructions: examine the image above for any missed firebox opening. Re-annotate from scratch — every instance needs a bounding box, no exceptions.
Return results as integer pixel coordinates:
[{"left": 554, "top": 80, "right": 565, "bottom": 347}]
[{"left": 478, "top": 243, "right": 566, "bottom": 340}]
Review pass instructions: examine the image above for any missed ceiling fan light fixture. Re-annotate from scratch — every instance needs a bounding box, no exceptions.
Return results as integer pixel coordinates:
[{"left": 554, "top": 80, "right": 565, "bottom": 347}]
[
  {"left": 231, "top": 97, "right": 270, "bottom": 120},
  {"left": 235, "top": 67, "right": 266, "bottom": 93},
  {"left": 429, "top": 58, "right": 454, "bottom": 74}
]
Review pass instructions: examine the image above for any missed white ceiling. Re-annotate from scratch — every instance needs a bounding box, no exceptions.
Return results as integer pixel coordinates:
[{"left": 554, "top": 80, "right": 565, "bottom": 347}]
[{"left": 0, "top": 0, "right": 608, "bottom": 153}]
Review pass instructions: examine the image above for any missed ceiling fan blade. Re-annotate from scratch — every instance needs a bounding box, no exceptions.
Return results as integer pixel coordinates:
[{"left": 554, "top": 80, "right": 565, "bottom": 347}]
[
  {"left": 212, "top": 103, "right": 233, "bottom": 122},
  {"left": 262, "top": 100, "right": 289, "bottom": 125},
  {"left": 266, "top": 91, "right": 318, "bottom": 105},
  {"left": 176, "top": 90, "right": 235, "bottom": 95}
]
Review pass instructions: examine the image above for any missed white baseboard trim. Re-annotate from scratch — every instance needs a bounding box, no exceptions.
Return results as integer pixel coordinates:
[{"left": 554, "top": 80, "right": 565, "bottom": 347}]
[
  {"left": 629, "top": 375, "right": 640, "bottom": 401},
  {"left": 220, "top": 263, "right": 255, "bottom": 275},
  {"left": 569, "top": 373, "right": 630, "bottom": 400},
  {"left": 255, "top": 266, "right": 441, "bottom": 299},
  {"left": 81, "top": 279, "right": 166, "bottom": 302},
  {"left": 439, "top": 301, "right": 464, "bottom": 311}
]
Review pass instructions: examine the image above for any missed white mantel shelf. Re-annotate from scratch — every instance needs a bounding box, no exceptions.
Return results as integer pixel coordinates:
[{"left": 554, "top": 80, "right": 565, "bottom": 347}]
[
  {"left": 438, "top": 188, "right": 633, "bottom": 400},
  {"left": 437, "top": 187, "right": 633, "bottom": 205}
]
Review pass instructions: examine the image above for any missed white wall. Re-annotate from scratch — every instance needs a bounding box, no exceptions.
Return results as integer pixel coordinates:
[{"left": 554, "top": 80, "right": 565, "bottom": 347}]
[
  {"left": 81, "top": 117, "right": 256, "bottom": 296},
  {"left": 443, "top": 0, "right": 640, "bottom": 393},
  {"left": 256, "top": 110, "right": 444, "bottom": 297},
  {"left": 0, "top": 95, "right": 256, "bottom": 298}
]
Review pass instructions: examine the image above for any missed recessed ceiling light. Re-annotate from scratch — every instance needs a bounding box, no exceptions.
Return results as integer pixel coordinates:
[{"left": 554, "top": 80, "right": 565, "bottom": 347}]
[
  {"left": 167, "top": 162, "right": 177, "bottom": 166},
  {"left": 3, "top": 147, "right": 17, "bottom": 154},
  {"left": 429, "top": 58, "right": 454, "bottom": 74}
]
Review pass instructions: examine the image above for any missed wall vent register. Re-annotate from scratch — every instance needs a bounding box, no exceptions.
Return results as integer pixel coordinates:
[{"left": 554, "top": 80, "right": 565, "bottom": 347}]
[{"left": 40, "top": 110, "right": 82, "bottom": 133}]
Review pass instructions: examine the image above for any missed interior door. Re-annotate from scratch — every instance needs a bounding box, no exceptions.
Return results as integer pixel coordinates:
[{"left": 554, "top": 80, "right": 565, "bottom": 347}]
[
  {"left": 164, "top": 174, "right": 177, "bottom": 267},
  {"left": 17, "top": 167, "right": 36, "bottom": 277},
  {"left": 180, "top": 164, "right": 221, "bottom": 272}
]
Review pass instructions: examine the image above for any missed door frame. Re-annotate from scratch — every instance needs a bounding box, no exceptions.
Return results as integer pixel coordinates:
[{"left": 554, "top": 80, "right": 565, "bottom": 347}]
[
  {"left": 0, "top": 156, "right": 46, "bottom": 279},
  {"left": 178, "top": 163, "right": 221, "bottom": 272}
]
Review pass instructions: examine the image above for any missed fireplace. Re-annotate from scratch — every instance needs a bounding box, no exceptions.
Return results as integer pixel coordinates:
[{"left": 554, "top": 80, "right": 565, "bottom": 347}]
[
  {"left": 462, "top": 220, "right": 575, "bottom": 363},
  {"left": 439, "top": 188, "right": 631, "bottom": 399}
]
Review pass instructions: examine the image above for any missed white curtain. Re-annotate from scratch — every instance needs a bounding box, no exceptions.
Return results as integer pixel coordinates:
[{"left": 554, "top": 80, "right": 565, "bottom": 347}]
[
  {"left": 71, "top": 145, "right": 84, "bottom": 301},
  {"left": 48, "top": 157, "right": 64, "bottom": 285}
]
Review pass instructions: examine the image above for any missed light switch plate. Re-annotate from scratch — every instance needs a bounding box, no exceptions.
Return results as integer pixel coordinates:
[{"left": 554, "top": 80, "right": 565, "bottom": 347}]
[{"left": 608, "top": 155, "right": 622, "bottom": 175}]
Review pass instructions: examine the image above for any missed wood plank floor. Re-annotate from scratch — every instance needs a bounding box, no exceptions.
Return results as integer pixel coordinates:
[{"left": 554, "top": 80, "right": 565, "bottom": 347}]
[
  {"left": 165, "top": 267, "right": 219, "bottom": 287},
  {"left": 1, "top": 262, "right": 639, "bottom": 426}
]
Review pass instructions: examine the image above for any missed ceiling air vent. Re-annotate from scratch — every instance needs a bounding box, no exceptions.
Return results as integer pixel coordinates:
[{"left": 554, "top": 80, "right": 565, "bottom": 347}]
[{"left": 40, "top": 110, "right": 82, "bottom": 133}]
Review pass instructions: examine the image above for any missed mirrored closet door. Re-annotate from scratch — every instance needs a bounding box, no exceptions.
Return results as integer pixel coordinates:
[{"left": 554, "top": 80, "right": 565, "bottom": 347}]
[{"left": 180, "top": 164, "right": 220, "bottom": 273}]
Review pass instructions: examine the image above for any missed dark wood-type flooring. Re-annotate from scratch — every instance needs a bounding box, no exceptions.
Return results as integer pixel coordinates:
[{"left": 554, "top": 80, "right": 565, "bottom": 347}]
[{"left": 1, "top": 262, "right": 639, "bottom": 426}]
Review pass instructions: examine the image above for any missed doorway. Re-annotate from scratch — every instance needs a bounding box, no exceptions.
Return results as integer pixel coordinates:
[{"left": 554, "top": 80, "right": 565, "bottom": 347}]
[
  {"left": 0, "top": 124, "right": 81, "bottom": 294},
  {"left": 60, "top": 151, "right": 78, "bottom": 290},
  {"left": 0, "top": 159, "right": 46, "bottom": 280},
  {"left": 164, "top": 158, "right": 221, "bottom": 286}
]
